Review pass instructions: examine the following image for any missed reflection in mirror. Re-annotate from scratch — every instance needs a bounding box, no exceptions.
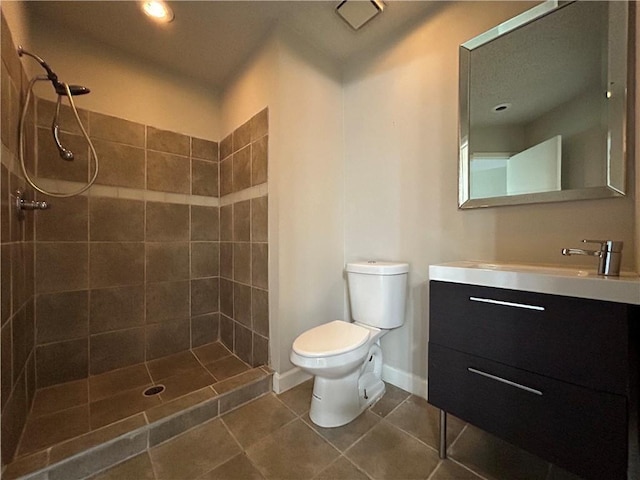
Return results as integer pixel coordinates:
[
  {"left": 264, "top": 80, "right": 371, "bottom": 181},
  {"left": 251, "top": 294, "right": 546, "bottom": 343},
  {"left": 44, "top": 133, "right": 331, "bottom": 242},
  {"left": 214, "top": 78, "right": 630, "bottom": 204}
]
[{"left": 459, "top": 1, "right": 630, "bottom": 209}]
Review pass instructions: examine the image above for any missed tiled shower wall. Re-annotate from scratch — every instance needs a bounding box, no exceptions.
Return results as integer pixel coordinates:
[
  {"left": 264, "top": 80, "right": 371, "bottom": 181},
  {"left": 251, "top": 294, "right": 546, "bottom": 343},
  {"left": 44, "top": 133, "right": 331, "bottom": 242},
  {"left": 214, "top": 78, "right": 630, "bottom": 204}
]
[
  {"left": 1, "top": 12, "right": 37, "bottom": 466},
  {"left": 218, "top": 115, "right": 269, "bottom": 368}
]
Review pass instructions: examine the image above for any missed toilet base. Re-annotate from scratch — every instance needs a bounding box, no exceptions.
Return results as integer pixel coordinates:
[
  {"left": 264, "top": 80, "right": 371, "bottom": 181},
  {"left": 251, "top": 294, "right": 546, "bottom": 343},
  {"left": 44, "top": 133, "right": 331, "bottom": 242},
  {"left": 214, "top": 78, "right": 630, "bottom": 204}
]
[{"left": 309, "top": 344, "right": 385, "bottom": 428}]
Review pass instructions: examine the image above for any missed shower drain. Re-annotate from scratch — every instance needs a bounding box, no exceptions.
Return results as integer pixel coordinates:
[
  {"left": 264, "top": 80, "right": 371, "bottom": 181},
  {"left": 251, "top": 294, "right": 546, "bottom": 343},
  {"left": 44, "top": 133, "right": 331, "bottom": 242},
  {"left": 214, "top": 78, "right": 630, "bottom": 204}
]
[{"left": 143, "top": 385, "right": 165, "bottom": 397}]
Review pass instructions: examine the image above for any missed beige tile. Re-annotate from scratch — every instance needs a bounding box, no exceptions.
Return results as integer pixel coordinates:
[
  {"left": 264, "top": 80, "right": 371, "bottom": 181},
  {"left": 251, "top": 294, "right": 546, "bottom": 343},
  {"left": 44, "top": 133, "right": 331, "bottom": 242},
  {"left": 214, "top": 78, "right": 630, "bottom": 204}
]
[
  {"left": 220, "top": 314, "right": 234, "bottom": 350},
  {"left": 92, "top": 139, "right": 145, "bottom": 189},
  {"left": 145, "top": 280, "right": 189, "bottom": 324},
  {"left": 251, "top": 196, "right": 268, "bottom": 242},
  {"left": 430, "top": 460, "right": 485, "bottom": 480},
  {"left": 31, "top": 379, "right": 88, "bottom": 418},
  {"left": 246, "top": 419, "right": 339, "bottom": 479},
  {"left": 251, "top": 135, "right": 268, "bottom": 186},
  {"left": 159, "top": 366, "right": 216, "bottom": 402},
  {"left": 213, "top": 367, "right": 268, "bottom": 395},
  {"left": 200, "top": 453, "right": 265, "bottom": 480},
  {"left": 90, "top": 327, "right": 145, "bottom": 375},
  {"left": 147, "top": 150, "right": 190, "bottom": 194},
  {"left": 89, "top": 452, "right": 155, "bottom": 480},
  {"left": 2, "top": 368, "right": 27, "bottom": 462},
  {"left": 448, "top": 424, "right": 549, "bottom": 480},
  {"left": 234, "top": 242, "right": 251, "bottom": 284},
  {"left": 146, "top": 319, "right": 191, "bottom": 360},
  {"left": 193, "top": 158, "right": 219, "bottom": 197},
  {"left": 35, "top": 242, "right": 88, "bottom": 293},
  {"left": 346, "top": 421, "right": 440, "bottom": 480},
  {"left": 50, "top": 414, "right": 146, "bottom": 464},
  {"left": 251, "top": 288, "right": 269, "bottom": 337},
  {"left": 147, "top": 126, "right": 190, "bottom": 156},
  {"left": 146, "top": 242, "right": 189, "bottom": 282},
  {"left": 90, "top": 112, "right": 145, "bottom": 147},
  {"left": 36, "top": 195, "right": 88, "bottom": 241},
  {"left": 277, "top": 379, "right": 313, "bottom": 415},
  {"left": 315, "top": 457, "right": 371, "bottom": 480},
  {"left": 89, "top": 363, "right": 152, "bottom": 402},
  {"left": 233, "top": 120, "right": 252, "bottom": 152},
  {"left": 252, "top": 333, "right": 268, "bottom": 367},
  {"left": 219, "top": 376, "right": 271, "bottom": 415},
  {"left": 35, "top": 290, "right": 88, "bottom": 344},
  {"left": 251, "top": 244, "right": 268, "bottom": 289},
  {"left": 90, "top": 384, "right": 161, "bottom": 429},
  {"left": 146, "top": 202, "right": 189, "bottom": 242},
  {"left": 223, "top": 394, "right": 296, "bottom": 449},
  {"left": 192, "top": 137, "right": 219, "bottom": 162},
  {"left": 191, "top": 205, "right": 219, "bottom": 241},
  {"left": 220, "top": 133, "right": 233, "bottom": 160},
  {"left": 90, "top": 197, "right": 144, "bottom": 241},
  {"left": 146, "top": 387, "right": 216, "bottom": 423},
  {"left": 149, "top": 397, "right": 219, "bottom": 448},
  {"left": 305, "top": 410, "right": 381, "bottom": 452},
  {"left": 220, "top": 157, "right": 233, "bottom": 197},
  {"left": 192, "top": 313, "right": 219, "bottom": 347},
  {"left": 18, "top": 404, "right": 90, "bottom": 456},
  {"left": 386, "top": 395, "right": 465, "bottom": 449},
  {"left": 2, "top": 450, "right": 48, "bottom": 480},
  {"left": 90, "top": 285, "right": 145, "bottom": 334},
  {"left": 37, "top": 98, "right": 89, "bottom": 134},
  {"left": 191, "top": 242, "right": 220, "bottom": 278},
  {"left": 191, "top": 277, "right": 219, "bottom": 316},
  {"left": 150, "top": 418, "right": 240, "bottom": 480},
  {"left": 206, "top": 355, "right": 250, "bottom": 381},
  {"left": 37, "top": 127, "right": 89, "bottom": 182},
  {"left": 250, "top": 108, "right": 268, "bottom": 142},
  {"left": 90, "top": 242, "right": 144, "bottom": 288},
  {"left": 194, "top": 341, "right": 232, "bottom": 365},
  {"left": 233, "top": 200, "right": 250, "bottom": 241},
  {"left": 147, "top": 350, "right": 201, "bottom": 381},
  {"left": 369, "top": 382, "right": 410, "bottom": 418},
  {"left": 36, "top": 338, "right": 88, "bottom": 388},
  {"left": 233, "top": 146, "right": 251, "bottom": 193},
  {"left": 220, "top": 205, "right": 233, "bottom": 241}
]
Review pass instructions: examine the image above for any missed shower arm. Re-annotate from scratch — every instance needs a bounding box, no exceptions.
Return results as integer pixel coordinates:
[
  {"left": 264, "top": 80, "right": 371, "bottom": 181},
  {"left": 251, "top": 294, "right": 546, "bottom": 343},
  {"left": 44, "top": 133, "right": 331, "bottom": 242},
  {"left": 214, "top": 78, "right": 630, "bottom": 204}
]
[{"left": 17, "top": 46, "right": 63, "bottom": 91}]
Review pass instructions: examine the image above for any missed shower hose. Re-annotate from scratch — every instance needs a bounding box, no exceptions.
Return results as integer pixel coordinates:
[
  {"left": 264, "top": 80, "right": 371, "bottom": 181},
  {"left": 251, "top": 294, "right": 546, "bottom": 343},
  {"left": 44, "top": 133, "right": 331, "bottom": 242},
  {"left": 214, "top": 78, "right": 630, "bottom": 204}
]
[{"left": 18, "top": 75, "right": 99, "bottom": 198}]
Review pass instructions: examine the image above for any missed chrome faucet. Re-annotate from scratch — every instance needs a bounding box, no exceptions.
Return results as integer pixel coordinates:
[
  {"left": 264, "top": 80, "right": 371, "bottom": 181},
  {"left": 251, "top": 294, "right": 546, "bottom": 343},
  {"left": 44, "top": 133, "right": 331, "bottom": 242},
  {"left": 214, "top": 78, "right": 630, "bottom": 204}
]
[{"left": 561, "top": 239, "right": 623, "bottom": 276}]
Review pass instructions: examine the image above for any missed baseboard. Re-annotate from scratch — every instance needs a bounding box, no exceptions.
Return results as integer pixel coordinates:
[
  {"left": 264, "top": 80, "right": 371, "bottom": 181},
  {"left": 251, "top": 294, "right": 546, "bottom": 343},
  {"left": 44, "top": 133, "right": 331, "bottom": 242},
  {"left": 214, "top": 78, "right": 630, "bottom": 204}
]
[
  {"left": 272, "top": 367, "right": 313, "bottom": 394},
  {"left": 382, "top": 364, "right": 428, "bottom": 399}
]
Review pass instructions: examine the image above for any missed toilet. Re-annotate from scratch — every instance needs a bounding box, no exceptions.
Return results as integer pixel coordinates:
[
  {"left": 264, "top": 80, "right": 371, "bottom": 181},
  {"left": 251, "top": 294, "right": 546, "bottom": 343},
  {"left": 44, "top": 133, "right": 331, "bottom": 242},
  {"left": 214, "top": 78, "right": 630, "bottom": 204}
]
[{"left": 290, "top": 261, "right": 409, "bottom": 428}]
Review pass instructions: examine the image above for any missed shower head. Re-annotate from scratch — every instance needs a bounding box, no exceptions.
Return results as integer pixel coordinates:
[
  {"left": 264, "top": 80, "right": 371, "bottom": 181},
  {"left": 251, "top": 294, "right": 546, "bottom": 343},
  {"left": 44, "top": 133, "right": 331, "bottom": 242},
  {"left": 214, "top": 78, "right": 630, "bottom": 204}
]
[{"left": 17, "top": 46, "right": 90, "bottom": 96}]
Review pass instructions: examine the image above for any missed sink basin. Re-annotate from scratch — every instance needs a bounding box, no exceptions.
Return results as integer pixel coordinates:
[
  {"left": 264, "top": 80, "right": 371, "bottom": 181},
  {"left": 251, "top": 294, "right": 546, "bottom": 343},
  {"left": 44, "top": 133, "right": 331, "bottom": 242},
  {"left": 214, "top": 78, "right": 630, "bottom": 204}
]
[{"left": 429, "top": 261, "right": 640, "bottom": 305}]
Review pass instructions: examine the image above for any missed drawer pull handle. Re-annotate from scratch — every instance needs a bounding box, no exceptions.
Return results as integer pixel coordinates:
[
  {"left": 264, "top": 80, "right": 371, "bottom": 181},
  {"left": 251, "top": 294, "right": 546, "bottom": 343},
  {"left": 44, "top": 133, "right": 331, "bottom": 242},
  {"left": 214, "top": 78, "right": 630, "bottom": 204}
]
[
  {"left": 467, "top": 367, "right": 543, "bottom": 396},
  {"left": 469, "top": 297, "right": 545, "bottom": 311}
]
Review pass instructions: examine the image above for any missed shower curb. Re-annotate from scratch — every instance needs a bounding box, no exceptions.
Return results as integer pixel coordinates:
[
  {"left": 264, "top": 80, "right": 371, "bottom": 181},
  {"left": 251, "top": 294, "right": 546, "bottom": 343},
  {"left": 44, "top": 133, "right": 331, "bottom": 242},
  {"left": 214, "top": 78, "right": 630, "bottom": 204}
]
[{"left": 5, "top": 372, "right": 272, "bottom": 480}]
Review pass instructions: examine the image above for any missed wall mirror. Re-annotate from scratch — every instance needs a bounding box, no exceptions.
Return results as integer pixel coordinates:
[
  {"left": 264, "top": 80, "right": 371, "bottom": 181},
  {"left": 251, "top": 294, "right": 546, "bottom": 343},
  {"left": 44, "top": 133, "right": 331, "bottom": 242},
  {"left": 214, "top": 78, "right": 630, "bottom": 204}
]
[{"left": 458, "top": 0, "right": 630, "bottom": 209}]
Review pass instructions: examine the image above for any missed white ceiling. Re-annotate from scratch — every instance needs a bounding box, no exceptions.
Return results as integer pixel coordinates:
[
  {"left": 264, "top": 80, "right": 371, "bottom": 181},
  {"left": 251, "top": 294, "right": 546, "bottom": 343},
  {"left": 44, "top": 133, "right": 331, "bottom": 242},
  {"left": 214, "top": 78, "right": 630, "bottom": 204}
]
[{"left": 24, "top": 1, "right": 441, "bottom": 90}]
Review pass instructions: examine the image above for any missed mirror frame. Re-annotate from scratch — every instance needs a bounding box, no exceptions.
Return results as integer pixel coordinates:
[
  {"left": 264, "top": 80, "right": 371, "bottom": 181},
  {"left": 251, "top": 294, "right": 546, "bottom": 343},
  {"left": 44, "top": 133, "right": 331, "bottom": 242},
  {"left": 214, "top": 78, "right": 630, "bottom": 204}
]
[{"left": 458, "top": 0, "right": 631, "bottom": 209}]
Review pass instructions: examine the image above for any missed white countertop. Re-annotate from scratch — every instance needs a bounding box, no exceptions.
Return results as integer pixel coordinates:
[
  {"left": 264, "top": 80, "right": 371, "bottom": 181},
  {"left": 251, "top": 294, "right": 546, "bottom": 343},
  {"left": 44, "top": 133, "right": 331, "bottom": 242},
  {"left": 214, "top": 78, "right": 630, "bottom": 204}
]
[{"left": 429, "top": 261, "right": 640, "bottom": 305}]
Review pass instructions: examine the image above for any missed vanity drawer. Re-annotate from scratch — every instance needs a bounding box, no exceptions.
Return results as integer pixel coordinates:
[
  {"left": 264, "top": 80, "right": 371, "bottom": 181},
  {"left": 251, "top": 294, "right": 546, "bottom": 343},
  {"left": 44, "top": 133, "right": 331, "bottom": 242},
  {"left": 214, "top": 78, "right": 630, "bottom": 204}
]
[
  {"left": 428, "top": 343, "right": 627, "bottom": 480},
  {"left": 429, "top": 281, "right": 630, "bottom": 394}
]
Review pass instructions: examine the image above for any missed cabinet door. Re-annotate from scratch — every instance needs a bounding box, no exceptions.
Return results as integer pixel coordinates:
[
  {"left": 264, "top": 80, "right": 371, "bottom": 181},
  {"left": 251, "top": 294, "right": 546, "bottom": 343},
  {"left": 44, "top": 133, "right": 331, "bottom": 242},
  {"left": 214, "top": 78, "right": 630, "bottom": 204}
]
[
  {"left": 428, "top": 343, "right": 628, "bottom": 480},
  {"left": 429, "top": 281, "right": 629, "bottom": 394}
]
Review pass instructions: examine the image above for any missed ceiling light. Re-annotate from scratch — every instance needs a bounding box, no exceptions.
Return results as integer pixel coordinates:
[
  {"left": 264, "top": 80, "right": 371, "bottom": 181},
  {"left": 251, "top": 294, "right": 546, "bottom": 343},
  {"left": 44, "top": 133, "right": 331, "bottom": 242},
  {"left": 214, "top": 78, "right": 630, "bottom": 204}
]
[
  {"left": 142, "top": 1, "right": 174, "bottom": 23},
  {"left": 492, "top": 103, "right": 511, "bottom": 113},
  {"left": 336, "top": 0, "right": 384, "bottom": 31}
]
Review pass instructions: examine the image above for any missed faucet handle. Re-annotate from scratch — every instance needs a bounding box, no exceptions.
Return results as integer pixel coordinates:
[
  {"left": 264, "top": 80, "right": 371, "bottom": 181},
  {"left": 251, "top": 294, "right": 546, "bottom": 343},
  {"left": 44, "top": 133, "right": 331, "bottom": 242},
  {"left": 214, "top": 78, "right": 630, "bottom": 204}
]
[{"left": 582, "top": 239, "right": 623, "bottom": 252}]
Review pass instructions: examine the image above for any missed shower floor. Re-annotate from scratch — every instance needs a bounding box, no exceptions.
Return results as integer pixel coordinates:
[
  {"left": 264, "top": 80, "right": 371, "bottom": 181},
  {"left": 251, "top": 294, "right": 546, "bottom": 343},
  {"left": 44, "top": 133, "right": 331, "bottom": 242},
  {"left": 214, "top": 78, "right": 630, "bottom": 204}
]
[{"left": 6, "top": 341, "right": 271, "bottom": 479}]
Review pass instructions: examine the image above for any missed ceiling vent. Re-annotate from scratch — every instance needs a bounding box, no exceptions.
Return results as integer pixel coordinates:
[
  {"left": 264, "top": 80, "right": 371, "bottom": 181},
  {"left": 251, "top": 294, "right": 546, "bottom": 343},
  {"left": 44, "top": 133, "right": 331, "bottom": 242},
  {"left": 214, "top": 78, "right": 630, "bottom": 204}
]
[{"left": 336, "top": 0, "right": 384, "bottom": 31}]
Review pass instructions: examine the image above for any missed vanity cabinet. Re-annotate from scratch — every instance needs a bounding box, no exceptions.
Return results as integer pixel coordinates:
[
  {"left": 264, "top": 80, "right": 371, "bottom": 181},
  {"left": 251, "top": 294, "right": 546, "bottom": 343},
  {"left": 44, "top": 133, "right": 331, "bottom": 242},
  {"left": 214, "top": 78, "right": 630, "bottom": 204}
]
[{"left": 428, "top": 280, "right": 639, "bottom": 480}]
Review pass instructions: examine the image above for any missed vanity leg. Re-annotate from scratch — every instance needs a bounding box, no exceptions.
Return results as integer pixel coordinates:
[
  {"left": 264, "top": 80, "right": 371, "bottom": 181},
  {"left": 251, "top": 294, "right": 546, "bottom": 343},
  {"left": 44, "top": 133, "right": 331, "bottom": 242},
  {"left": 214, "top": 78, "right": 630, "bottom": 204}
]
[{"left": 439, "top": 409, "right": 447, "bottom": 459}]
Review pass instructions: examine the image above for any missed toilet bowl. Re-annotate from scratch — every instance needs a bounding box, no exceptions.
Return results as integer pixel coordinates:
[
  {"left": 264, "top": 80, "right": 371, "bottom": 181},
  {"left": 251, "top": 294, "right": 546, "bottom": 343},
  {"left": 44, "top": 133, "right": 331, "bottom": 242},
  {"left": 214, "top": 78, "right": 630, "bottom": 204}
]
[{"left": 290, "top": 261, "right": 409, "bottom": 428}]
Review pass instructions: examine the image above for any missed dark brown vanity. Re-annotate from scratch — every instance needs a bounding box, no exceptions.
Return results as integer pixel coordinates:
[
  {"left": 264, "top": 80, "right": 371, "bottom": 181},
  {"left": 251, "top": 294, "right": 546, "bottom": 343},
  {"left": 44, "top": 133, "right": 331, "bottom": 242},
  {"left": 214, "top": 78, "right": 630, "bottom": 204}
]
[{"left": 427, "top": 263, "right": 640, "bottom": 480}]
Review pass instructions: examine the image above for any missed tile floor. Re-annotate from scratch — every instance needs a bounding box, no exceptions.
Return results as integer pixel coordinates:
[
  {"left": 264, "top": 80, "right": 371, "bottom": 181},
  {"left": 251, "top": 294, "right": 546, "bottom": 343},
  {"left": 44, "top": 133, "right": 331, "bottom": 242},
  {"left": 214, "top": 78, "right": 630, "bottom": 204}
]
[
  {"left": 12, "top": 342, "right": 260, "bottom": 461},
  {"left": 89, "top": 381, "right": 585, "bottom": 480}
]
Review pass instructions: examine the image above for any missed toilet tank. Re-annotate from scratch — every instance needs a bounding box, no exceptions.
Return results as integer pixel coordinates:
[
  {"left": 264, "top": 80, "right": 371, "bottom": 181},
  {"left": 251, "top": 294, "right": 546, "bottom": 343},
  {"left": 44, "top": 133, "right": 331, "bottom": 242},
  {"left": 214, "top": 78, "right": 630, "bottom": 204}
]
[{"left": 345, "top": 261, "right": 409, "bottom": 329}]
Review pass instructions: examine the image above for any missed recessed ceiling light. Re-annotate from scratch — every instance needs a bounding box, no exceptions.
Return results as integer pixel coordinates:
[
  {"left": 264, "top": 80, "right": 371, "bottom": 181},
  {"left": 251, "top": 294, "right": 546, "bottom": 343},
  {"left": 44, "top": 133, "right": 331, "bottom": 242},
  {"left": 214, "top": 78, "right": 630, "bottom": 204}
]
[
  {"left": 142, "top": 1, "right": 174, "bottom": 23},
  {"left": 492, "top": 103, "right": 511, "bottom": 113}
]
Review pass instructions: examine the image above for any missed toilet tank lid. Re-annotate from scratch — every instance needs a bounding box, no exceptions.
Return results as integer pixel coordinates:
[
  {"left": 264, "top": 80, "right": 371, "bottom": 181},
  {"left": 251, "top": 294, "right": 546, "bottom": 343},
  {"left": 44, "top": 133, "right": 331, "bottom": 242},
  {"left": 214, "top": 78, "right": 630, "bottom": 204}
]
[{"left": 346, "top": 261, "right": 409, "bottom": 275}]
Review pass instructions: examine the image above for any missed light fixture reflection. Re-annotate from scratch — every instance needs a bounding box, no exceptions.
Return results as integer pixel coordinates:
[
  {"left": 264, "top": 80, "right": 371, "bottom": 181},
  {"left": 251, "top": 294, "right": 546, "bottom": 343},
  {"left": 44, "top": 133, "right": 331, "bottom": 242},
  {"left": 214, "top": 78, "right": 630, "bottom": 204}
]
[{"left": 142, "top": 1, "right": 174, "bottom": 23}]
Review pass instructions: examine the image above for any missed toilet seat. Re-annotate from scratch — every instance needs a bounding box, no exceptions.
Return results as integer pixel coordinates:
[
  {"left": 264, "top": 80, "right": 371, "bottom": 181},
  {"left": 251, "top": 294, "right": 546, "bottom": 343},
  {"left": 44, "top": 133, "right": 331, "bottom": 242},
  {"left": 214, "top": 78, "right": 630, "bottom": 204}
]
[{"left": 292, "top": 320, "right": 370, "bottom": 358}]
